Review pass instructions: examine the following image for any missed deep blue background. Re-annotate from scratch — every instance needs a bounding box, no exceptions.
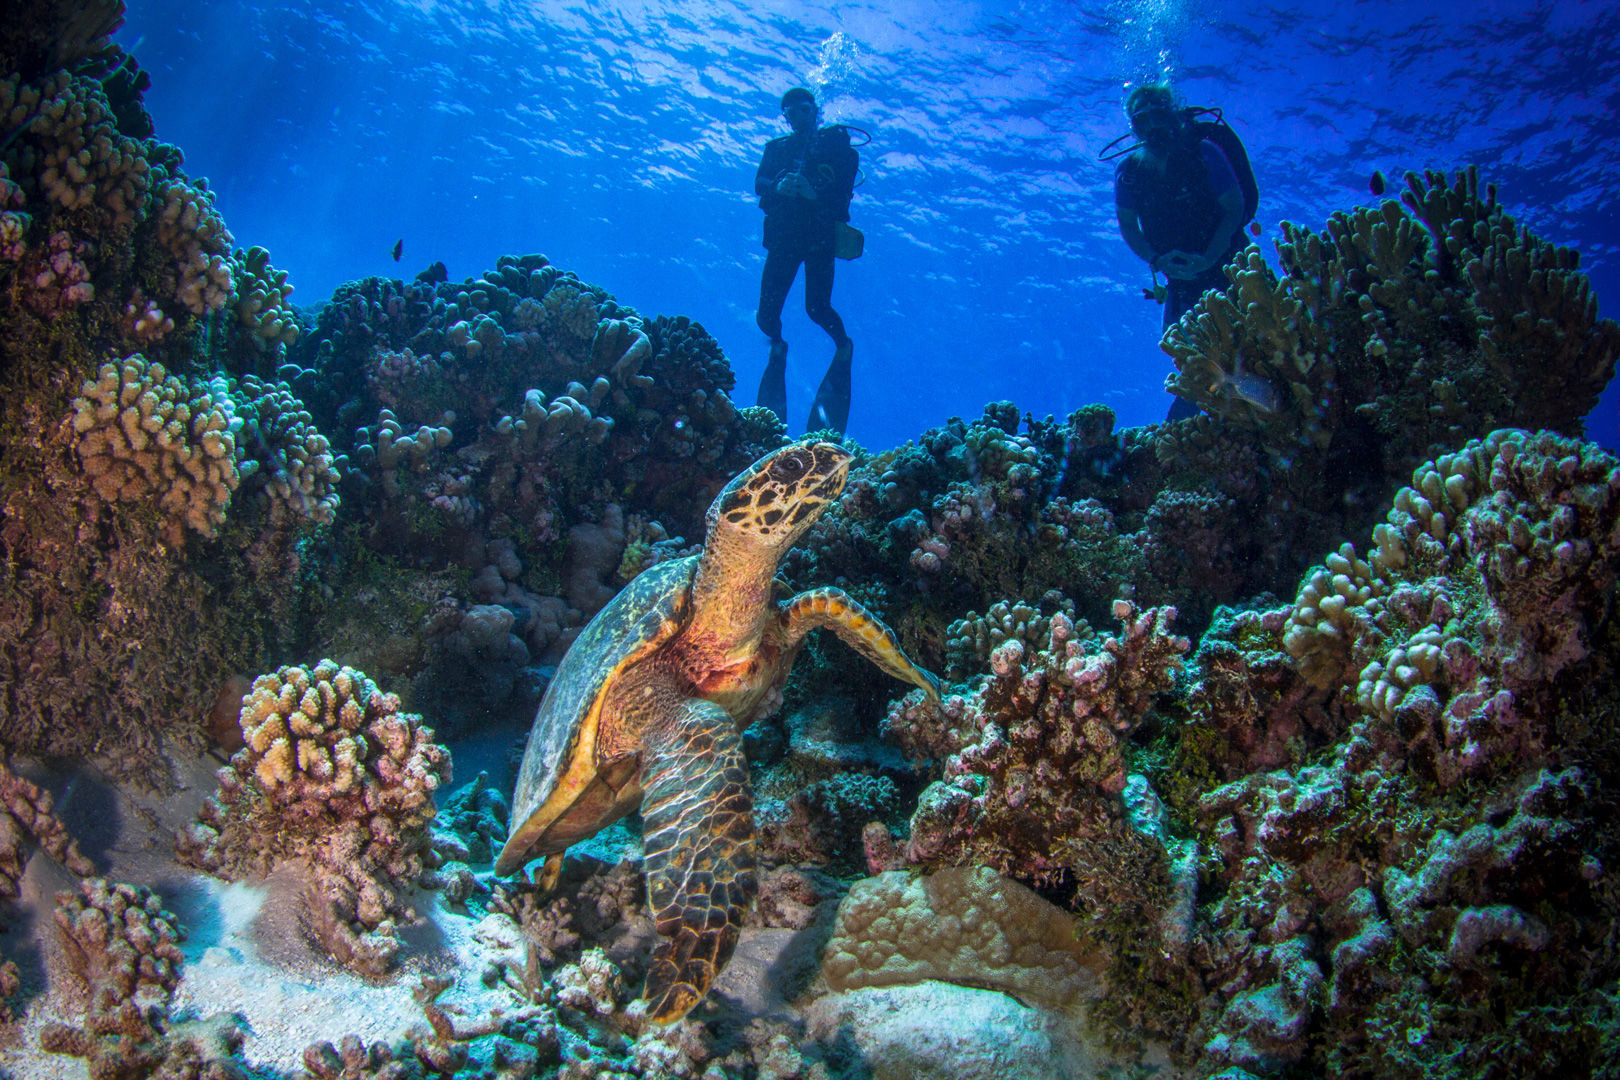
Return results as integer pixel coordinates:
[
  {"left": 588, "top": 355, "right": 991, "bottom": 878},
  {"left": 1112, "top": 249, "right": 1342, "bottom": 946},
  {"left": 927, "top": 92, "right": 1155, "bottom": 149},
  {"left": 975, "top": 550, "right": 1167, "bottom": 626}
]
[{"left": 118, "top": 0, "right": 1620, "bottom": 452}]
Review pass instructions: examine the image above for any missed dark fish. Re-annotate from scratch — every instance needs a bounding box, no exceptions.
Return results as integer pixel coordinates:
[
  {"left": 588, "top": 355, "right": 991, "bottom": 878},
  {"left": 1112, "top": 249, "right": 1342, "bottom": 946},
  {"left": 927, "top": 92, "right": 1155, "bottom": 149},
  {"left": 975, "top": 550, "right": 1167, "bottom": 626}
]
[
  {"left": 391, "top": 238, "right": 404, "bottom": 261},
  {"left": 1248, "top": 221, "right": 1262, "bottom": 237},
  {"left": 1369, "top": 170, "right": 1386, "bottom": 196}
]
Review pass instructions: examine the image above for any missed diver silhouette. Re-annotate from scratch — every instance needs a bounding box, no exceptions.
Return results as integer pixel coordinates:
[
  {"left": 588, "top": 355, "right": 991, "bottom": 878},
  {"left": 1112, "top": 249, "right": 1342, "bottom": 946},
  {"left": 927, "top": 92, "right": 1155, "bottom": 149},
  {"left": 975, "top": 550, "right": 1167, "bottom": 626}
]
[
  {"left": 1110, "top": 84, "right": 1258, "bottom": 422},
  {"left": 753, "top": 87, "right": 860, "bottom": 434}
]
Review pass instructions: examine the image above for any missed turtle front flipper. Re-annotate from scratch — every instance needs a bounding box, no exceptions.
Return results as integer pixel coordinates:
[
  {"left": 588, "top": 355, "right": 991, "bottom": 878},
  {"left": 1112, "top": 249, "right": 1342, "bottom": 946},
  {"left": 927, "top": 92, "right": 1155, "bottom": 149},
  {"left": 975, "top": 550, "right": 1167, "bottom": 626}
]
[
  {"left": 783, "top": 587, "right": 942, "bottom": 702},
  {"left": 639, "top": 695, "right": 756, "bottom": 1023}
]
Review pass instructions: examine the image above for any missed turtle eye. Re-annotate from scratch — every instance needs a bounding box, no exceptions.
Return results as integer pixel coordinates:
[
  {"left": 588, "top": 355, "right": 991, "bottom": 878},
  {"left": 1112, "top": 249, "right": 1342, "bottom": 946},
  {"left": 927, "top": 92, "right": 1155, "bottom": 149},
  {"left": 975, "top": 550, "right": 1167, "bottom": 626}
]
[{"left": 774, "top": 452, "right": 810, "bottom": 482}]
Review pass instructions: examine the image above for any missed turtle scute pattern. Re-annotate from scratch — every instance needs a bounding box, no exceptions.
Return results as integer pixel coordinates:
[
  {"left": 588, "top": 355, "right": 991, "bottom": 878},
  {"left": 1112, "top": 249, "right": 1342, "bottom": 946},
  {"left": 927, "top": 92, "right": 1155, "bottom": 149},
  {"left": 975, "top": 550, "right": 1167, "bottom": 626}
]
[{"left": 638, "top": 696, "right": 755, "bottom": 1023}]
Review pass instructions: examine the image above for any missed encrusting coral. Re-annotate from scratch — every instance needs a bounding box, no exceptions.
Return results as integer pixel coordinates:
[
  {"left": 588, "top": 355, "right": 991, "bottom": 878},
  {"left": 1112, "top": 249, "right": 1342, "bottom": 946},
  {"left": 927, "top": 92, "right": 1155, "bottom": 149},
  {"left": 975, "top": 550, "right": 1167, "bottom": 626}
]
[
  {"left": 176, "top": 661, "right": 450, "bottom": 975},
  {"left": 822, "top": 866, "right": 1105, "bottom": 1016}
]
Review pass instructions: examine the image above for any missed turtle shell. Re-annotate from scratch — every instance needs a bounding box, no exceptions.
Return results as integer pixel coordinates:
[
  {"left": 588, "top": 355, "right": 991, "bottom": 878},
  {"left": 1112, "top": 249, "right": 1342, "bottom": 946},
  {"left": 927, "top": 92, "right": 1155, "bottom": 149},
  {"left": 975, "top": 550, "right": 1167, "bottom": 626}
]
[{"left": 494, "top": 555, "right": 699, "bottom": 877}]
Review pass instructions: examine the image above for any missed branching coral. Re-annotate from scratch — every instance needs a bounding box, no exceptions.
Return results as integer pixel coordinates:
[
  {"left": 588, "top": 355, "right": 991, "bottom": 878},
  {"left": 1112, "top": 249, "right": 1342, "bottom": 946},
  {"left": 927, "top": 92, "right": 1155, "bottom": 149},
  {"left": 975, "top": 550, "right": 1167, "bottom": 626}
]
[
  {"left": 889, "top": 600, "right": 1188, "bottom": 880},
  {"left": 1164, "top": 167, "right": 1619, "bottom": 458},
  {"left": 230, "top": 374, "right": 341, "bottom": 524},
  {"left": 0, "top": 758, "right": 94, "bottom": 903},
  {"left": 176, "top": 660, "right": 450, "bottom": 974},
  {"left": 40, "top": 877, "right": 246, "bottom": 1079},
  {"left": 228, "top": 244, "right": 299, "bottom": 351},
  {"left": 1280, "top": 428, "right": 1620, "bottom": 786},
  {"left": 69, "top": 355, "right": 240, "bottom": 538}
]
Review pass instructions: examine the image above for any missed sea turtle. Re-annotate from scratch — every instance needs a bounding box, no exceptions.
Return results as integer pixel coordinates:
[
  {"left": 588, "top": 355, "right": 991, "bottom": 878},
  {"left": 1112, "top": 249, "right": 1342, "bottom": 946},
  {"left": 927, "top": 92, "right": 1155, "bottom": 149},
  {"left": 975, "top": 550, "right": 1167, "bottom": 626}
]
[{"left": 494, "top": 440, "right": 940, "bottom": 1022}]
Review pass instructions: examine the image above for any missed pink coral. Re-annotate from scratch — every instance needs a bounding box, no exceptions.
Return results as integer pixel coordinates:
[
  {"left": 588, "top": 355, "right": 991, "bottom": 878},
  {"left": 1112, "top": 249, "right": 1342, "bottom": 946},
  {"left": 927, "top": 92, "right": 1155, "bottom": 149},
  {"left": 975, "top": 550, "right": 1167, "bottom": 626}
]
[
  {"left": 892, "top": 601, "right": 1188, "bottom": 881},
  {"left": 176, "top": 660, "right": 450, "bottom": 973}
]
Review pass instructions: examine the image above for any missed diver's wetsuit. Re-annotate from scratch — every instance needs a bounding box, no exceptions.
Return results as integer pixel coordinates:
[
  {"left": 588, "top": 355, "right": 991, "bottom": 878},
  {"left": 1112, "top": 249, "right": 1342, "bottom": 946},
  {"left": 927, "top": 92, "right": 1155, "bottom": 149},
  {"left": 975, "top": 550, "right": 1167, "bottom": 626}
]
[
  {"left": 754, "top": 125, "right": 858, "bottom": 431},
  {"left": 1116, "top": 137, "right": 1248, "bottom": 421}
]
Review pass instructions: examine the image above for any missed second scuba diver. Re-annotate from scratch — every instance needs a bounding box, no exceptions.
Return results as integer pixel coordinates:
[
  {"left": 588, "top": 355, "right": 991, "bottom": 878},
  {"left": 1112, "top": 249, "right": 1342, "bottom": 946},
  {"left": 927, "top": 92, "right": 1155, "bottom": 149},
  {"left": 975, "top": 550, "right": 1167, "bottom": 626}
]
[{"left": 1113, "top": 83, "right": 1257, "bottom": 421}]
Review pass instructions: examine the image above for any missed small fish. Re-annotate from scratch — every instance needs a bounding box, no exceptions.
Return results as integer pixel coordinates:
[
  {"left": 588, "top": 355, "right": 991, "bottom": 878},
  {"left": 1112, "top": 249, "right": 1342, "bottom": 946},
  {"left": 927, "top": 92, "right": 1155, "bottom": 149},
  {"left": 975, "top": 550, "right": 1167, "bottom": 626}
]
[
  {"left": 1248, "top": 221, "right": 1262, "bottom": 237},
  {"left": 391, "top": 238, "right": 404, "bottom": 262},
  {"left": 1212, "top": 365, "right": 1280, "bottom": 413},
  {"left": 1369, "top": 170, "right": 1386, "bottom": 196},
  {"left": 1229, "top": 371, "right": 1279, "bottom": 413}
]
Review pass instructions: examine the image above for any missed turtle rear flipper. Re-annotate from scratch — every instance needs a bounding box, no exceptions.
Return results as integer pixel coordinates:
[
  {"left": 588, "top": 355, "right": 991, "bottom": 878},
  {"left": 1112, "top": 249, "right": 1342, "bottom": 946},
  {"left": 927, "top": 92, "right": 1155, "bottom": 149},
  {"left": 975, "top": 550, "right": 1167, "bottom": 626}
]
[
  {"left": 783, "top": 586, "right": 942, "bottom": 701},
  {"left": 639, "top": 695, "right": 756, "bottom": 1023}
]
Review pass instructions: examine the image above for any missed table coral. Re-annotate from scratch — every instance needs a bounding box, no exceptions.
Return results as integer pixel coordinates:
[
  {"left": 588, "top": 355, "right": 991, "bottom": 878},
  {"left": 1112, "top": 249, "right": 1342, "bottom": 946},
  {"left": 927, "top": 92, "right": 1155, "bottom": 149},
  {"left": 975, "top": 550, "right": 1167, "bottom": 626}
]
[{"left": 176, "top": 660, "right": 450, "bottom": 975}]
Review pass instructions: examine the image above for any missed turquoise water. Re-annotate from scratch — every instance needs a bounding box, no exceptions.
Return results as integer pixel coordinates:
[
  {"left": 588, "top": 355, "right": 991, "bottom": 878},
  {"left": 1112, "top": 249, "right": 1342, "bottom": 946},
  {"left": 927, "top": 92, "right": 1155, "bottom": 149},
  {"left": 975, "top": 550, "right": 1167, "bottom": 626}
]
[{"left": 119, "top": 0, "right": 1620, "bottom": 450}]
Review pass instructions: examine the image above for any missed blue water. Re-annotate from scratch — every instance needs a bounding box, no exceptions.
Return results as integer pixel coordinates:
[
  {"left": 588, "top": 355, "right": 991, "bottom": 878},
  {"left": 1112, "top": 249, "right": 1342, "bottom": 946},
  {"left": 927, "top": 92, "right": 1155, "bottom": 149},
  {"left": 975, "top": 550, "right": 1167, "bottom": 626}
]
[{"left": 118, "top": 0, "right": 1620, "bottom": 452}]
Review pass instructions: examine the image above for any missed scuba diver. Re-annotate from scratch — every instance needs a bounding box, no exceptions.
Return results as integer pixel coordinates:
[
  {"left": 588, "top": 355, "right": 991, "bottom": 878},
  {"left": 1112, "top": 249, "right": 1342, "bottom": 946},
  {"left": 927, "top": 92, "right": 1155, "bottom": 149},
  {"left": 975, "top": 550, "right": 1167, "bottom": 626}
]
[
  {"left": 754, "top": 87, "right": 860, "bottom": 434},
  {"left": 1109, "top": 84, "right": 1258, "bottom": 421}
]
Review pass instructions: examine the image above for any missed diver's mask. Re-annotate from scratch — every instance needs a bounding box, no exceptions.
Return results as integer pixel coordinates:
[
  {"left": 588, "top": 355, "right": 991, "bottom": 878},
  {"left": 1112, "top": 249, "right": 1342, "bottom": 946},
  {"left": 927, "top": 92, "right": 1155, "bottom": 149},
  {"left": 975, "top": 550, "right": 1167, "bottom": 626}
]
[{"left": 1129, "top": 105, "right": 1179, "bottom": 140}]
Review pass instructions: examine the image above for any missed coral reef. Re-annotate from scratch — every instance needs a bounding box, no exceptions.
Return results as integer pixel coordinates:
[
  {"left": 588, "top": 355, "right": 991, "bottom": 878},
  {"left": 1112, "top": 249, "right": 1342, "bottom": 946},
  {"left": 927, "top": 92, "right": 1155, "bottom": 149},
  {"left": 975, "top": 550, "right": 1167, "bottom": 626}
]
[
  {"left": 0, "top": 31, "right": 330, "bottom": 784},
  {"left": 1139, "top": 432, "right": 1620, "bottom": 1075},
  {"left": 176, "top": 661, "right": 450, "bottom": 975},
  {"left": 2, "top": 15, "right": 1619, "bottom": 1076},
  {"left": 40, "top": 877, "right": 246, "bottom": 1079},
  {"left": 821, "top": 867, "right": 1104, "bottom": 1016}
]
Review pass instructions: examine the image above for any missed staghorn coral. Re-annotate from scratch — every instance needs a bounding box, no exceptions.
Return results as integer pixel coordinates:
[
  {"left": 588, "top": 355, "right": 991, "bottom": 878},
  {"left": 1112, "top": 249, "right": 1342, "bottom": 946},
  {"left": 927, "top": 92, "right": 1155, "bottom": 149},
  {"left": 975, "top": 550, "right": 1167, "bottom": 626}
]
[{"left": 176, "top": 660, "right": 449, "bottom": 974}]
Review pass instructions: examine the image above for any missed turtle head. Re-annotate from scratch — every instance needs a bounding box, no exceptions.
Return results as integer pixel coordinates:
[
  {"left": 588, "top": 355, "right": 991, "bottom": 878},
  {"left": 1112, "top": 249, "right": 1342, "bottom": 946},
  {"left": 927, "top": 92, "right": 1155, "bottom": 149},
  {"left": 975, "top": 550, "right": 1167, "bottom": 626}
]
[{"left": 706, "top": 440, "right": 852, "bottom": 555}]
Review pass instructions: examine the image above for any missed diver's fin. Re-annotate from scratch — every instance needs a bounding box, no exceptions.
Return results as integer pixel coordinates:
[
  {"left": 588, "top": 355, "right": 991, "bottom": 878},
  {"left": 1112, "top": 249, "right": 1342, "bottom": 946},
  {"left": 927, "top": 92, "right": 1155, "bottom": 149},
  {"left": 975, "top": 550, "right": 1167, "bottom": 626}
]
[
  {"left": 757, "top": 339, "right": 787, "bottom": 422},
  {"left": 807, "top": 339, "right": 852, "bottom": 434}
]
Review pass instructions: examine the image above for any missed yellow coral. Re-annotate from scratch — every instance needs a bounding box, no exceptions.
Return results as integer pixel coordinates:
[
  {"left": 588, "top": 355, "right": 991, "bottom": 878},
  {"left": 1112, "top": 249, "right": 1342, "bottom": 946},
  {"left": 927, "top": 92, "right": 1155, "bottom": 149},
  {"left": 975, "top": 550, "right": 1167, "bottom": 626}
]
[{"left": 68, "top": 355, "right": 240, "bottom": 537}]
